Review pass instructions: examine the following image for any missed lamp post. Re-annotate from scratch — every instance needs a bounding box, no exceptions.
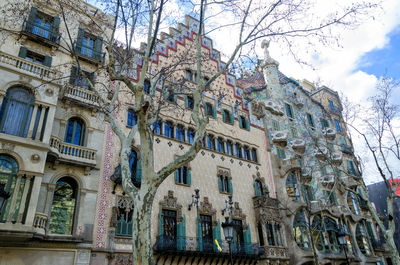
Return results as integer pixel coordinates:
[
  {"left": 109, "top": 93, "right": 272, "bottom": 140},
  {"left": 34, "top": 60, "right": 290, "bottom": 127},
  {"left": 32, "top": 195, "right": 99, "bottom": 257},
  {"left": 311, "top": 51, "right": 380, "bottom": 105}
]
[
  {"left": 338, "top": 223, "right": 350, "bottom": 265},
  {"left": 0, "top": 183, "right": 10, "bottom": 216},
  {"left": 188, "top": 189, "right": 200, "bottom": 211},
  {"left": 222, "top": 216, "right": 234, "bottom": 265}
]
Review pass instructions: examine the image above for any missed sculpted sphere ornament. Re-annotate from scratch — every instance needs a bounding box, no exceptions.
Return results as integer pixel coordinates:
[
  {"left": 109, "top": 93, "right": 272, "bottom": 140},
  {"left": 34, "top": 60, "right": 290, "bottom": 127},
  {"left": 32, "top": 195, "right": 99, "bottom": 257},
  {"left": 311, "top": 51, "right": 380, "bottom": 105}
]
[{"left": 261, "top": 40, "right": 279, "bottom": 66}]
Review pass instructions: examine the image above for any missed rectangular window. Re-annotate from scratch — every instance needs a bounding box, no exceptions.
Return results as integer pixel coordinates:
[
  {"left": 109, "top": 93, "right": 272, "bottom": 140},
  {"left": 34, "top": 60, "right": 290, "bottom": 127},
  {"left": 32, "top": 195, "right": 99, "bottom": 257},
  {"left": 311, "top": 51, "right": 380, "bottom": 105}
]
[
  {"left": 251, "top": 148, "right": 258, "bottom": 163},
  {"left": 243, "top": 146, "right": 250, "bottom": 160},
  {"left": 127, "top": 109, "right": 137, "bottom": 127},
  {"left": 200, "top": 215, "right": 213, "bottom": 251},
  {"left": 175, "top": 166, "right": 190, "bottom": 185},
  {"left": 186, "top": 128, "right": 195, "bottom": 144},
  {"left": 226, "top": 141, "right": 233, "bottom": 156},
  {"left": 285, "top": 103, "right": 294, "bottom": 119},
  {"left": 302, "top": 185, "right": 314, "bottom": 203},
  {"left": 217, "top": 138, "right": 225, "bottom": 153},
  {"left": 185, "top": 69, "right": 193, "bottom": 82},
  {"left": 320, "top": 118, "right": 329, "bottom": 129},
  {"left": 70, "top": 66, "right": 94, "bottom": 89},
  {"left": 24, "top": 7, "right": 60, "bottom": 43},
  {"left": 176, "top": 125, "right": 185, "bottom": 141},
  {"left": 328, "top": 99, "right": 335, "bottom": 110},
  {"left": 306, "top": 113, "right": 315, "bottom": 128},
  {"left": 162, "top": 209, "right": 177, "bottom": 238},
  {"left": 205, "top": 103, "right": 213, "bottom": 117},
  {"left": 290, "top": 127, "right": 298, "bottom": 138},
  {"left": 76, "top": 28, "right": 103, "bottom": 62},
  {"left": 272, "top": 120, "right": 280, "bottom": 131},
  {"left": 222, "top": 109, "right": 231, "bottom": 123},
  {"left": 235, "top": 143, "right": 242, "bottom": 158},
  {"left": 334, "top": 119, "right": 342, "bottom": 132},
  {"left": 186, "top": 96, "right": 194, "bottom": 109}
]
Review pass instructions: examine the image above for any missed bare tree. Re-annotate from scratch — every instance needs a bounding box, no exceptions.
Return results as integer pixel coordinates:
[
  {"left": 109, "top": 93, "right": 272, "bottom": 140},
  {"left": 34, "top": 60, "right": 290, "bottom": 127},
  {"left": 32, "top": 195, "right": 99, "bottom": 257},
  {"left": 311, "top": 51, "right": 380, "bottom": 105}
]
[
  {"left": 0, "top": 0, "right": 382, "bottom": 264},
  {"left": 345, "top": 77, "right": 400, "bottom": 264}
]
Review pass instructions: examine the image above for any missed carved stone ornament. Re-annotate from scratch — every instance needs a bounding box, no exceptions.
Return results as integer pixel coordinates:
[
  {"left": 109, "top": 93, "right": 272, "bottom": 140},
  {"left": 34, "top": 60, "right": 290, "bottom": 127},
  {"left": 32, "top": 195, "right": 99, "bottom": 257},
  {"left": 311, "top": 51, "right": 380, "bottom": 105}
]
[
  {"left": 232, "top": 202, "right": 247, "bottom": 229},
  {"left": 253, "top": 196, "right": 281, "bottom": 223},
  {"left": 117, "top": 195, "right": 134, "bottom": 210},
  {"left": 1, "top": 142, "right": 15, "bottom": 151},
  {"left": 251, "top": 101, "right": 265, "bottom": 120},
  {"left": 217, "top": 168, "right": 231, "bottom": 179},
  {"left": 31, "top": 154, "right": 40, "bottom": 163},
  {"left": 110, "top": 207, "right": 118, "bottom": 228},
  {"left": 45, "top": 88, "right": 54, "bottom": 96},
  {"left": 198, "top": 197, "right": 217, "bottom": 226},
  {"left": 114, "top": 254, "right": 133, "bottom": 265},
  {"left": 159, "top": 190, "right": 183, "bottom": 222}
]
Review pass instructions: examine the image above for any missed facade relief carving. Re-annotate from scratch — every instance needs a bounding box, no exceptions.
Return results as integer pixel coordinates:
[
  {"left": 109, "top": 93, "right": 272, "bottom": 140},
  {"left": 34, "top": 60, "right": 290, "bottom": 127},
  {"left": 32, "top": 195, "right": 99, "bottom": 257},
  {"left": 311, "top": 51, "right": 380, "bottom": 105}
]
[
  {"left": 159, "top": 190, "right": 183, "bottom": 222},
  {"left": 198, "top": 197, "right": 217, "bottom": 226}
]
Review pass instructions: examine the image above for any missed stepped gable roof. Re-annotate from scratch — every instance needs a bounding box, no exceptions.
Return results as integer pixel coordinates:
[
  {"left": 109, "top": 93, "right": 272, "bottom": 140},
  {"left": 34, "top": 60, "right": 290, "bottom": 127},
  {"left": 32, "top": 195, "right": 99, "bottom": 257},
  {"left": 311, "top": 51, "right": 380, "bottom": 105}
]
[{"left": 236, "top": 68, "right": 266, "bottom": 93}]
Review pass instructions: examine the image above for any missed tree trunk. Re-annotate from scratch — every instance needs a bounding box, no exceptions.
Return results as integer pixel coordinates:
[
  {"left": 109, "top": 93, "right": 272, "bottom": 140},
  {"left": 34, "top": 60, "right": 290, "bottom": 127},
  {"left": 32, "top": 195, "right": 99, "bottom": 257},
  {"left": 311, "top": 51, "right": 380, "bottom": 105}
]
[
  {"left": 131, "top": 191, "right": 156, "bottom": 265},
  {"left": 384, "top": 231, "right": 400, "bottom": 265}
]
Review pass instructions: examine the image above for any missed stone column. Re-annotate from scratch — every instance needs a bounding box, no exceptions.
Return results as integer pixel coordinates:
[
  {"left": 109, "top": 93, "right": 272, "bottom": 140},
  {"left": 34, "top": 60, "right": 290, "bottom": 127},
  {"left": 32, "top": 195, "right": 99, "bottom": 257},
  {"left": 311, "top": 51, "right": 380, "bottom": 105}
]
[
  {"left": 34, "top": 106, "right": 46, "bottom": 141},
  {"left": 42, "top": 106, "right": 56, "bottom": 144},
  {"left": 59, "top": 120, "right": 67, "bottom": 139},
  {"left": 25, "top": 175, "right": 43, "bottom": 226},
  {"left": 0, "top": 92, "right": 5, "bottom": 106},
  {"left": 27, "top": 105, "right": 39, "bottom": 139},
  {"left": 6, "top": 174, "right": 23, "bottom": 223},
  {"left": 16, "top": 175, "right": 32, "bottom": 223},
  {"left": 44, "top": 183, "right": 56, "bottom": 232}
]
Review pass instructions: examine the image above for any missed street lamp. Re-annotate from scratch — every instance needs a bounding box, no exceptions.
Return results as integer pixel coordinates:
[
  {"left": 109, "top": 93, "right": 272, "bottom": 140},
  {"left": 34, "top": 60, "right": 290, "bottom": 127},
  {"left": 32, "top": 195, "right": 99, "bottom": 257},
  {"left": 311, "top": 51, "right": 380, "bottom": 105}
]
[
  {"left": 338, "top": 223, "right": 350, "bottom": 265},
  {"left": 0, "top": 183, "right": 10, "bottom": 215},
  {"left": 188, "top": 189, "right": 200, "bottom": 211},
  {"left": 222, "top": 216, "right": 234, "bottom": 265}
]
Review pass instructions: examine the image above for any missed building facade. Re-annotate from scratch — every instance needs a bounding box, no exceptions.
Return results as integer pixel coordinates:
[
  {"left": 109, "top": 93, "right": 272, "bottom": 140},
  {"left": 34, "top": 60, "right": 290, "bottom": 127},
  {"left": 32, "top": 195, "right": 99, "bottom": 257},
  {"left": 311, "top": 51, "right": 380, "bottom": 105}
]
[{"left": 0, "top": 1, "right": 392, "bottom": 265}]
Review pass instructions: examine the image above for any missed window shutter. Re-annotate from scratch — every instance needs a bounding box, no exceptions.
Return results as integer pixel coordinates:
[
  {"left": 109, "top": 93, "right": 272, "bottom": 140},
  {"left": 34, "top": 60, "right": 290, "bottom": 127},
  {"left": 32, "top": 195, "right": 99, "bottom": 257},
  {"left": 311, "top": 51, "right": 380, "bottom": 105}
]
[
  {"left": 185, "top": 96, "right": 189, "bottom": 108},
  {"left": 228, "top": 179, "right": 233, "bottom": 194},
  {"left": 366, "top": 222, "right": 377, "bottom": 246},
  {"left": 232, "top": 232, "right": 237, "bottom": 253},
  {"left": 187, "top": 169, "right": 191, "bottom": 186},
  {"left": 254, "top": 181, "right": 259, "bottom": 196},
  {"left": 197, "top": 217, "right": 203, "bottom": 251},
  {"left": 229, "top": 112, "right": 234, "bottom": 124},
  {"left": 43, "top": 56, "right": 52, "bottom": 67},
  {"left": 218, "top": 177, "right": 222, "bottom": 192},
  {"left": 222, "top": 110, "right": 226, "bottom": 121},
  {"left": 245, "top": 119, "right": 250, "bottom": 130},
  {"left": 173, "top": 93, "right": 177, "bottom": 103},
  {"left": 94, "top": 36, "right": 103, "bottom": 61},
  {"left": 213, "top": 220, "right": 222, "bottom": 252},
  {"left": 177, "top": 215, "right": 186, "bottom": 250},
  {"left": 76, "top": 28, "right": 84, "bottom": 46},
  {"left": 52, "top": 16, "right": 60, "bottom": 37},
  {"left": 69, "top": 66, "right": 77, "bottom": 85},
  {"left": 158, "top": 211, "right": 163, "bottom": 235},
  {"left": 89, "top": 72, "right": 96, "bottom": 89},
  {"left": 135, "top": 157, "right": 142, "bottom": 185},
  {"left": 174, "top": 169, "right": 179, "bottom": 183},
  {"left": 239, "top": 117, "right": 243, "bottom": 128},
  {"left": 212, "top": 105, "right": 217, "bottom": 118},
  {"left": 244, "top": 225, "right": 253, "bottom": 254},
  {"left": 28, "top": 7, "right": 38, "bottom": 23},
  {"left": 18, "top": 46, "right": 28, "bottom": 58}
]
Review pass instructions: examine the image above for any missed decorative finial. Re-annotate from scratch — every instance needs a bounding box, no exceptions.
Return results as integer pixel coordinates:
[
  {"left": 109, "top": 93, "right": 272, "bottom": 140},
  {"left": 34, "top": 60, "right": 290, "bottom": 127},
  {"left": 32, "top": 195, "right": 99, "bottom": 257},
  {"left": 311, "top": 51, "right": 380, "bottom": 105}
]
[{"left": 261, "top": 40, "right": 279, "bottom": 67}]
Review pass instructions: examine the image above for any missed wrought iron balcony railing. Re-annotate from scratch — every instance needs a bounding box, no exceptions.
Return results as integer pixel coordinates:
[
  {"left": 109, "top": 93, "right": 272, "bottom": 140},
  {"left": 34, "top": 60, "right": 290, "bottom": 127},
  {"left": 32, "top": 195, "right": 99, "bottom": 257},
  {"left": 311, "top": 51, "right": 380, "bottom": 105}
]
[
  {"left": 154, "top": 235, "right": 263, "bottom": 258},
  {"left": 22, "top": 19, "right": 61, "bottom": 45},
  {"left": 75, "top": 44, "right": 105, "bottom": 64}
]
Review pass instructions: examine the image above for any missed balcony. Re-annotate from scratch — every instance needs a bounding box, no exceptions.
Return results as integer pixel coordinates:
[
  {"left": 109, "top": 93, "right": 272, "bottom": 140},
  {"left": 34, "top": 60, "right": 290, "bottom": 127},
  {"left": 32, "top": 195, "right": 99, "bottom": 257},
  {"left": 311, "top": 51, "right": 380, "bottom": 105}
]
[
  {"left": 314, "top": 146, "right": 328, "bottom": 161},
  {"left": 301, "top": 167, "right": 312, "bottom": 183},
  {"left": 49, "top": 136, "right": 97, "bottom": 168},
  {"left": 322, "top": 128, "right": 336, "bottom": 140},
  {"left": 253, "top": 196, "right": 281, "bottom": 223},
  {"left": 272, "top": 130, "right": 288, "bottom": 147},
  {"left": 260, "top": 245, "right": 289, "bottom": 260},
  {"left": 321, "top": 174, "right": 335, "bottom": 189},
  {"left": 291, "top": 138, "right": 306, "bottom": 153},
  {"left": 21, "top": 19, "right": 61, "bottom": 47},
  {"left": 331, "top": 151, "right": 343, "bottom": 165},
  {"left": 62, "top": 84, "right": 101, "bottom": 109},
  {"left": 154, "top": 235, "right": 262, "bottom": 259},
  {"left": 328, "top": 106, "right": 342, "bottom": 116},
  {"left": 0, "top": 51, "right": 58, "bottom": 80},
  {"left": 341, "top": 144, "right": 354, "bottom": 155},
  {"left": 75, "top": 44, "right": 105, "bottom": 65}
]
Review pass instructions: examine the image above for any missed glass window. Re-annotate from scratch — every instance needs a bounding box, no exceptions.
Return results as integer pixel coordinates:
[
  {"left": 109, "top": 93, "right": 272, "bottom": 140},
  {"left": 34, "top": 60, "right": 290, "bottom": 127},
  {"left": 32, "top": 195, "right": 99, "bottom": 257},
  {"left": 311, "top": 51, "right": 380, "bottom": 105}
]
[
  {"left": 205, "top": 103, "right": 213, "bottom": 116},
  {"left": 290, "top": 127, "right": 298, "bottom": 138},
  {"left": 217, "top": 137, "right": 225, "bottom": 153},
  {"left": 201, "top": 215, "right": 213, "bottom": 251},
  {"left": 334, "top": 119, "right": 342, "bottom": 132},
  {"left": 186, "top": 96, "right": 194, "bottom": 109},
  {"left": 223, "top": 109, "right": 230, "bottom": 123},
  {"left": 32, "top": 13, "right": 52, "bottom": 39},
  {"left": 0, "top": 155, "right": 20, "bottom": 222},
  {"left": 356, "top": 222, "right": 372, "bottom": 255},
  {"left": 320, "top": 118, "right": 329, "bottom": 129},
  {"left": 324, "top": 217, "right": 340, "bottom": 253},
  {"left": 65, "top": 117, "right": 85, "bottom": 146},
  {"left": 251, "top": 148, "right": 258, "bottom": 163},
  {"left": 243, "top": 146, "right": 250, "bottom": 160},
  {"left": 226, "top": 141, "right": 233, "bottom": 156},
  {"left": 277, "top": 147, "right": 286, "bottom": 159},
  {"left": 0, "top": 87, "right": 34, "bottom": 138},
  {"left": 347, "top": 191, "right": 360, "bottom": 215},
  {"left": 302, "top": 184, "right": 314, "bottom": 203},
  {"left": 311, "top": 215, "right": 326, "bottom": 251},
  {"left": 219, "top": 175, "right": 229, "bottom": 193},
  {"left": 293, "top": 210, "right": 310, "bottom": 250},
  {"left": 175, "top": 166, "right": 190, "bottom": 185},
  {"left": 239, "top": 115, "right": 246, "bottom": 128},
  {"left": 49, "top": 177, "right": 78, "bottom": 234},
  {"left": 207, "top": 135, "right": 215, "bottom": 150},
  {"left": 254, "top": 180, "right": 263, "bottom": 196},
  {"left": 186, "top": 128, "right": 195, "bottom": 144},
  {"left": 127, "top": 109, "right": 137, "bottom": 127},
  {"left": 164, "top": 121, "right": 174, "bottom": 138},
  {"left": 162, "top": 209, "right": 177, "bottom": 239},
  {"left": 116, "top": 200, "right": 133, "bottom": 237},
  {"left": 285, "top": 103, "right": 294, "bottom": 119},
  {"left": 234, "top": 143, "right": 242, "bottom": 158},
  {"left": 25, "top": 50, "right": 45, "bottom": 65},
  {"left": 306, "top": 113, "right": 315, "bottom": 127},
  {"left": 286, "top": 172, "right": 300, "bottom": 201},
  {"left": 328, "top": 99, "right": 335, "bottom": 110},
  {"left": 153, "top": 120, "right": 162, "bottom": 135},
  {"left": 185, "top": 69, "right": 193, "bottom": 82},
  {"left": 143, "top": 79, "right": 150, "bottom": 94},
  {"left": 70, "top": 67, "right": 93, "bottom": 89},
  {"left": 176, "top": 125, "right": 185, "bottom": 142},
  {"left": 272, "top": 120, "right": 280, "bottom": 131},
  {"left": 257, "top": 223, "right": 265, "bottom": 246},
  {"left": 233, "top": 219, "right": 244, "bottom": 251}
]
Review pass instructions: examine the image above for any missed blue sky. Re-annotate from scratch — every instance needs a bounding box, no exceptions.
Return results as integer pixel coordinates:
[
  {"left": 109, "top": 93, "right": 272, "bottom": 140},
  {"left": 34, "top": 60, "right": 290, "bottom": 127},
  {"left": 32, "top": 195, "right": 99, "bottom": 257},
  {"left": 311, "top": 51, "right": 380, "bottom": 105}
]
[{"left": 357, "top": 27, "right": 400, "bottom": 80}]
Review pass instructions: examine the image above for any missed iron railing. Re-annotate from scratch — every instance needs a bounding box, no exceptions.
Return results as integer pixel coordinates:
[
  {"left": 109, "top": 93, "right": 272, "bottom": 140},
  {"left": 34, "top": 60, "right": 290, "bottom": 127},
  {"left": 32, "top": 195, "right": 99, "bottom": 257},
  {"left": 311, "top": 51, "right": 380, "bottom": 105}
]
[
  {"left": 75, "top": 44, "right": 105, "bottom": 63},
  {"left": 22, "top": 19, "right": 61, "bottom": 44}
]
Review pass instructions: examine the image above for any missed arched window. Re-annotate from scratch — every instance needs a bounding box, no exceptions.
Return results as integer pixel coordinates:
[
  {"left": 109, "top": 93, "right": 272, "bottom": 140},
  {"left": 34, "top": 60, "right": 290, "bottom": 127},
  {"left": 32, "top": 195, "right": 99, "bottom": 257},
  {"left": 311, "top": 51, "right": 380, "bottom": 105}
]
[
  {"left": 187, "top": 128, "right": 195, "bottom": 144},
  {"left": 127, "top": 109, "right": 137, "bottom": 127},
  {"left": 243, "top": 146, "right": 250, "bottom": 160},
  {"left": 207, "top": 134, "right": 215, "bottom": 150},
  {"left": 0, "top": 155, "right": 18, "bottom": 222},
  {"left": 286, "top": 172, "right": 300, "bottom": 201},
  {"left": 49, "top": 177, "right": 78, "bottom": 235},
  {"left": 0, "top": 87, "right": 34, "bottom": 137},
  {"left": 251, "top": 148, "right": 258, "bottom": 162},
  {"left": 153, "top": 120, "right": 162, "bottom": 135},
  {"left": 356, "top": 222, "right": 372, "bottom": 255},
  {"left": 311, "top": 215, "right": 326, "bottom": 251},
  {"left": 234, "top": 143, "right": 242, "bottom": 158},
  {"left": 217, "top": 137, "right": 225, "bottom": 153},
  {"left": 293, "top": 210, "right": 310, "bottom": 250},
  {"left": 164, "top": 121, "right": 174, "bottom": 138},
  {"left": 129, "top": 151, "right": 141, "bottom": 188},
  {"left": 347, "top": 191, "right": 360, "bottom": 215},
  {"left": 226, "top": 140, "right": 233, "bottom": 156},
  {"left": 218, "top": 175, "right": 232, "bottom": 194},
  {"left": 65, "top": 117, "right": 85, "bottom": 145}
]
